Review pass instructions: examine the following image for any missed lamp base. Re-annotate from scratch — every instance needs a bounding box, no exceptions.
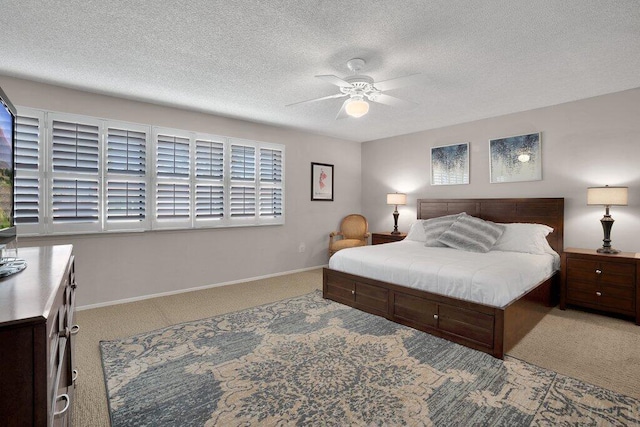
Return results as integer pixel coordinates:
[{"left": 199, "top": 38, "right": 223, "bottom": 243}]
[
  {"left": 391, "top": 209, "right": 400, "bottom": 235},
  {"left": 597, "top": 247, "right": 620, "bottom": 254},
  {"left": 597, "top": 213, "right": 619, "bottom": 254}
]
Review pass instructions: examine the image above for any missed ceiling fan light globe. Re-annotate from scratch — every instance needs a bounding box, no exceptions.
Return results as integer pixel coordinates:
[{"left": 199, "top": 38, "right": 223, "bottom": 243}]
[{"left": 345, "top": 99, "right": 369, "bottom": 118}]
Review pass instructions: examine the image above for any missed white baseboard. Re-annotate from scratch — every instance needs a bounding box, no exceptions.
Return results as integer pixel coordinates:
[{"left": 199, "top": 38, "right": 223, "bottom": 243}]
[{"left": 77, "top": 264, "right": 328, "bottom": 311}]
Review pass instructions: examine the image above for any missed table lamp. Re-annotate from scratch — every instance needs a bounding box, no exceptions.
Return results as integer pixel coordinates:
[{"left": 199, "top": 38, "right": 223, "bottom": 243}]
[
  {"left": 587, "top": 185, "right": 628, "bottom": 254},
  {"left": 386, "top": 193, "right": 407, "bottom": 235}
]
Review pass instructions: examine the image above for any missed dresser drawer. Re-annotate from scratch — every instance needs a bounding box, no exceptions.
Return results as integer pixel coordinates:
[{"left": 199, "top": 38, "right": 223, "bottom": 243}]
[
  {"left": 566, "top": 281, "right": 635, "bottom": 314},
  {"left": 567, "top": 258, "right": 635, "bottom": 287}
]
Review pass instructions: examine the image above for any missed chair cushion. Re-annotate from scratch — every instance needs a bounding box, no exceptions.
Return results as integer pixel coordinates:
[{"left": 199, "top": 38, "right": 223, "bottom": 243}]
[{"left": 331, "top": 239, "right": 366, "bottom": 251}]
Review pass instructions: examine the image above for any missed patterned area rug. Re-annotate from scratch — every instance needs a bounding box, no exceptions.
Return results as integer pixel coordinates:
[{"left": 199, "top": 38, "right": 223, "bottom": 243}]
[{"left": 100, "top": 291, "right": 639, "bottom": 426}]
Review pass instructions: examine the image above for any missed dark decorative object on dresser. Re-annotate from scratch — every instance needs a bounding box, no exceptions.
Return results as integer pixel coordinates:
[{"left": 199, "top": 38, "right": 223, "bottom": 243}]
[
  {"left": 561, "top": 248, "right": 639, "bottom": 325},
  {"left": 0, "top": 245, "right": 77, "bottom": 426},
  {"left": 372, "top": 232, "right": 407, "bottom": 245}
]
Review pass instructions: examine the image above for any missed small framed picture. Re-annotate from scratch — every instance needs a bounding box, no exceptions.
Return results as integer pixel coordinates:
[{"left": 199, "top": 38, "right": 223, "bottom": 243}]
[
  {"left": 431, "top": 142, "right": 470, "bottom": 185},
  {"left": 489, "top": 132, "right": 541, "bottom": 183},
  {"left": 311, "top": 162, "right": 334, "bottom": 201}
]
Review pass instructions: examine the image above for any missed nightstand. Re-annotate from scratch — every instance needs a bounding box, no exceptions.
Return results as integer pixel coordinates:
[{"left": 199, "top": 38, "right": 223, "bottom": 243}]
[
  {"left": 561, "top": 248, "right": 639, "bottom": 324},
  {"left": 372, "top": 232, "right": 407, "bottom": 245}
]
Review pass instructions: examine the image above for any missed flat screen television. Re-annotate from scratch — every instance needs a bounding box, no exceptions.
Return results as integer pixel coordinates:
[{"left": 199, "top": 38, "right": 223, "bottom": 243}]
[{"left": 0, "top": 84, "right": 26, "bottom": 277}]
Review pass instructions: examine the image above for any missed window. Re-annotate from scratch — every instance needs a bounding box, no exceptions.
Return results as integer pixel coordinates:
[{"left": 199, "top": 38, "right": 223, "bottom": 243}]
[{"left": 14, "top": 108, "right": 285, "bottom": 236}]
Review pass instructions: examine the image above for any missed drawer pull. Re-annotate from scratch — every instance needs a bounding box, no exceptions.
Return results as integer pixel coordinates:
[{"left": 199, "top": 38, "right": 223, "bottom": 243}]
[
  {"left": 54, "top": 393, "right": 70, "bottom": 417},
  {"left": 433, "top": 314, "right": 439, "bottom": 320},
  {"left": 72, "top": 369, "right": 79, "bottom": 384},
  {"left": 595, "top": 269, "right": 602, "bottom": 274},
  {"left": 596, "top": 291, "right": 602, "bottom": 296},
  {"left": 351, "top": 290, "right": 355, "bottom": 295},
  {"left": 70, "top": 324, "right": 80, "bottom": 335}
]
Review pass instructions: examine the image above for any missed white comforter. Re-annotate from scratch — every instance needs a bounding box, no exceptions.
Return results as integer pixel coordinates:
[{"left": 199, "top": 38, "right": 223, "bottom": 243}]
[{"left": 328, "top": 240, "right": 560, "bottom": 308}]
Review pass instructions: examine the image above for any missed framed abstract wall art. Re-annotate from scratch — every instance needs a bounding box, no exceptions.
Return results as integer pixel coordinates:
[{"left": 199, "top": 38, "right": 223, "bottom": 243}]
[
  {"left": 311, "top": 162, "right": 333, "bottom": 201},
  {"left": 430, "top": 142, "right": 469, "bottom": 185},
  {"left": 489, "top": 132, "right": 541, "bottom": 183}
]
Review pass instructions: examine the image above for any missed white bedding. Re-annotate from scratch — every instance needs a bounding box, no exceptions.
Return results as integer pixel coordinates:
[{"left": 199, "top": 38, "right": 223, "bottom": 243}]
[{"left": 328, "top": 240, "right": 560, "bottom": 308}]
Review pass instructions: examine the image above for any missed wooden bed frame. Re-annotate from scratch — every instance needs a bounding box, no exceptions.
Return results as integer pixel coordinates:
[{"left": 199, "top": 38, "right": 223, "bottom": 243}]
[{"left": 323, "top": 198, "right": 564, "bottom": 358}]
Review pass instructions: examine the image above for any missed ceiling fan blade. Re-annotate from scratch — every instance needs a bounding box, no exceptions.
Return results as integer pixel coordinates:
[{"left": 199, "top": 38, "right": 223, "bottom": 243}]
[
  {"left": 370, "top": 93, "right": 418, "bottom": 109},
  {"left": 374, "top": 73, "right": 423, "bottom": 92},
  {"left": 316, "top": 74, "right": 353, "bottom": 88},
  {"left": 285, "top": 92, "right": 347, "bottom": 107},
  {"left": 335, "top": 99, "right": 350, "bottom": 120}
]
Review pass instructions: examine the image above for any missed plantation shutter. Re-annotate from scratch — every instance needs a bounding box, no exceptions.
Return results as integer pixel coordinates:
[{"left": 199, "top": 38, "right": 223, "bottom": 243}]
[
  {"left": 229, "top": 185, "right": 256, "bottom": 217},
  {"left": 230, "top": 144, "right": 255, "bottom": 181},
  {"left": 195, "top": 139, "right": 224, "bottom": 220},
  {"left": 154, "top": 131, "right": 191, "bottom": 227},
  {"left": 50, "top": 116, "right": 101, "bottom": 230},
  {"left": 157, "top": 134, "right": 189, "bottom": 177},
  {"left": 12, "top": 108, "right": 285, "bottom": 236},
  {"left": 195, "top": 184, "right": 224, "bottom": 218},
  {"left": 229, "top": 144, "right": 256, "bottom": 218},
  {"left": 259, "top": 188, "right": 282, "bottom": 217},
  {"left": 52, "top": 120, "right": 99, "bottom": 173},
  {"left": 105, "top": 127, "right": 147, "bottom": 227},
  {"left": 259, "top": 148, "right": 282, "bottom": 183},
  {"left": 106, "top": 181, "right": 146, "bottom": 221},
  {"left": 107, "top": 128, "right": 146, "bottom": 175},
  {"left": 258, "top": 148, "right": 283, "bottom": 218},
  {"left": 52, "top": 178, "right": 99, "bottom": 223},
  {"left": 14, "top": 114, "right": 41, "bottom": 226},
  {"left": 156, "top": 183, "right": 190, "bottom": 219}
]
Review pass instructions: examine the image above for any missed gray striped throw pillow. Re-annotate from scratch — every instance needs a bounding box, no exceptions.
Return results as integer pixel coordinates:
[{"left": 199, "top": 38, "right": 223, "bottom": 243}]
[
  {"left": 437, "top": 214, "right": 505, "bottom": 253},
  {"left": 423, "top": 213, "right": 465, "bottom": 247}
]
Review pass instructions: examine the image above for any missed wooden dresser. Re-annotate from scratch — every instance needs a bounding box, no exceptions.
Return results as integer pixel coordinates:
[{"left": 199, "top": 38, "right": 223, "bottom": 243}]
[
  {"left": 561, "top": 247, "right": 639, "bottom": 324},
  {"left": 0, "top": 245, "right": 77, "bottom": 426}
]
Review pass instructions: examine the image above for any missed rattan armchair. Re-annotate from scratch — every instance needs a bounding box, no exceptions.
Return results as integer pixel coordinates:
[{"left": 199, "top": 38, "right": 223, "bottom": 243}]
[{"left": 328, "top": 214, "right": 370, "bottom": 257}]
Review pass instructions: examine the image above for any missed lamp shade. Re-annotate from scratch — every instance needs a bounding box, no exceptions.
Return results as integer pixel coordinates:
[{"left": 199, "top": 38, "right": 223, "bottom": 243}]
[
  {"left": 587, "top": 186, "right": 628, "bottom": 206},
  {"left": 386, "top": 193, "right": 407, "bottom": 205},
  {"left": 345, "top": 98, "right": 369, "bottom": 118}
]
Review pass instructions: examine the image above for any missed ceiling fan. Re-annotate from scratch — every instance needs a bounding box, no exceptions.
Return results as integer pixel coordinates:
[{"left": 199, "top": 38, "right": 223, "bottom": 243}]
[{"left": 286, "top": 58, "right": 422, "bottom": 119}]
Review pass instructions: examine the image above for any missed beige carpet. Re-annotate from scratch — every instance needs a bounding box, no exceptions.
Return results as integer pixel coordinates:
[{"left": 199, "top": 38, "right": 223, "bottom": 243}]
[{"left": 72, "top": 268, "right": 640, "bottom": 426}]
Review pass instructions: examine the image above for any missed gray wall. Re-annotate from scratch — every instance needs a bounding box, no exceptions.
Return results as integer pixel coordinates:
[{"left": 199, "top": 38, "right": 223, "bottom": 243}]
[
  {"left": 0, "top": 76, "right": 363, "bottom": 307},
  {"left": 362, "top": 88, "right": 640, "bottom": 253}
]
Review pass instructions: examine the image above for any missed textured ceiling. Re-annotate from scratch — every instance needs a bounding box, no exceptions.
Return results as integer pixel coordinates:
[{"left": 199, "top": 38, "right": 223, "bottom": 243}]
[{"left": 1, "top": 1, "right": 639, "bottom": 142}]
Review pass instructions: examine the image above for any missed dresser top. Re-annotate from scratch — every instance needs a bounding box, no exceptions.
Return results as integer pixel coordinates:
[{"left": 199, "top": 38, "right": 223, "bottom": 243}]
[
  {"left": 564, "top": 247, "right": 639, "bottom": 260},
  {"left": 0, "top": 245, "right": 73, "bottom": 326}
]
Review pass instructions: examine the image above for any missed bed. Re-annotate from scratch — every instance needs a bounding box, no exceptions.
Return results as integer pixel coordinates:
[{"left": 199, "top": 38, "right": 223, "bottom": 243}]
[{"left": 323, "top": 198, "right": 564, "bottom": 358}]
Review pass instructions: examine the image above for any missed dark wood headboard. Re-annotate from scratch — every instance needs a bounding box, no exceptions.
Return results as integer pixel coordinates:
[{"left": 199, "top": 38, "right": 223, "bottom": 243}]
[{"left": 417, "top": 198, "right": 564, "bottom": 254}]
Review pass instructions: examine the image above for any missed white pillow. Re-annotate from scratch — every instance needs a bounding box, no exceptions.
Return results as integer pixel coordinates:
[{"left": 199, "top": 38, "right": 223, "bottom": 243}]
[
  {"left": 491, "top": 223, "right": 554, "bottom": 255},
  {"left": 405, "top": 220, "right": 427, "bottom": 242}
]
